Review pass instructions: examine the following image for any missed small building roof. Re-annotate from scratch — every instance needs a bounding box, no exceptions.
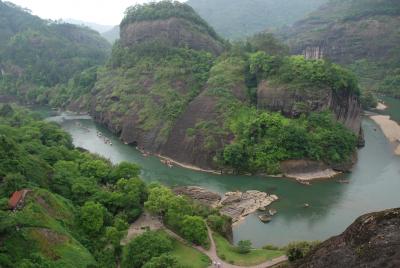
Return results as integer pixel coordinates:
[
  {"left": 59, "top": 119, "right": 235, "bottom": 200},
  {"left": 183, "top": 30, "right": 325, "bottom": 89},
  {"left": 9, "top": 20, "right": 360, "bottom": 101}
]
[
  {"left": 8, "top": 191, "right": 24, "bottom": 209},
  {"left": 8, "top": 189, "right": 30, "bottom": 210}
]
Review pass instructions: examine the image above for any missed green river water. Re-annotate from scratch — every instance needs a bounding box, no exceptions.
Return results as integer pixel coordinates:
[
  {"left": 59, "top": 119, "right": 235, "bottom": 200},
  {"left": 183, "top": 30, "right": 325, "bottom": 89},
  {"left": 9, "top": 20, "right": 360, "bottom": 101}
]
[{"left": 43, "top": 98, "right": 400, "bottom": 247}]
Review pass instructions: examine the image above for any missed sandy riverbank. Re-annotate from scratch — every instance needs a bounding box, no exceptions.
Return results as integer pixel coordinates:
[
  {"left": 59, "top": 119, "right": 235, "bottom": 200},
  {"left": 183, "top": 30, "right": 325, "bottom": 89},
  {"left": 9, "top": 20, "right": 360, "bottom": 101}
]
[
  {"left": 157, "top": 154, "right": 340, "bottom": 181},
  {"left": 370, "top": 115, "right": 400, "bottom": 156},
  {"left": 376, "top": 102, "right": 388, "bottom": 110},
  {"left": 157, "top": 154, "right": 222, "bottom": 175},
  {"left": 284, "top": 169, "right": 341, "bottom": 182}
]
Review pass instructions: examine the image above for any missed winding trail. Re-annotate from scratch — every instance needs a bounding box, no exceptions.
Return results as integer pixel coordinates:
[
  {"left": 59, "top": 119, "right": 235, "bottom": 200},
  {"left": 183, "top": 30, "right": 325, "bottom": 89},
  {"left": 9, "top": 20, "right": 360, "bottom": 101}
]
[{"left": 165, "top": 225, "right": 288, "bottom": 268}]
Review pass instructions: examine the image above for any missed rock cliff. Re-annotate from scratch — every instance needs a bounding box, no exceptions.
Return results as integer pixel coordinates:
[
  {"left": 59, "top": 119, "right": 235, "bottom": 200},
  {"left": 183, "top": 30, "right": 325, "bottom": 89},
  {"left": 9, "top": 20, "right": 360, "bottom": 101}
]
[
  {"left": 295, "top": 208, "right": 400, "bottom": 268},
  {"left": 281, "top": 0, "right": 400, "bottom": 91},
  {"left": 120, "top": 18, "right": 224, "bottom": 55},
  {"left": 173, "top": 186, "right": 278, "bottom": 223},
  {"left": 257, "top": 80, "right": 363, "bottom": 139}
]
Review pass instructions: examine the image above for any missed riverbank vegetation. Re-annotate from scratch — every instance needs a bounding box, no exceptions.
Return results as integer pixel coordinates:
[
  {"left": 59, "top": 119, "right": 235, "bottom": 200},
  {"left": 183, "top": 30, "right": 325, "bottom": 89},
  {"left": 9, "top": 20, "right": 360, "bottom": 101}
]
[{"left": 213, "top": 233, "right": 284, "bottom": 266}]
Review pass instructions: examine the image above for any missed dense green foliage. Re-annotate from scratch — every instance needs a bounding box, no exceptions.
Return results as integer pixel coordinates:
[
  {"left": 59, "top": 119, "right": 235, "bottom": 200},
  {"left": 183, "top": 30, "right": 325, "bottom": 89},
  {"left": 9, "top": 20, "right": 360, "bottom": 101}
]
[
  {"left": 220, "top": 108, "right": 357, "bottom": 174},
  {"left": 121, "top": 1, "right": 220, "bottom": 41},
  {"left": 0, "top": 104, "right": 217, "bottom": 267},
  {"left": 0, "top": 1, "right": 110, "bottom": 101},
  {"left": 122, "top": 231, "right": 173, "bottom": 268},
  {"left": 249, "top": 53, "right": 360, "bottom": 95},
  {"left": 145, "top": 184, "right": 211, "bottom": 247},
  {"left": 0, "top": 105, "right": 146, "bottom": 267},
  {"left": 187, "top": 0, "right": 327, "bottom": 39},
  {"left": 379, "top": 70, "right": 400, "bottom": 98}
]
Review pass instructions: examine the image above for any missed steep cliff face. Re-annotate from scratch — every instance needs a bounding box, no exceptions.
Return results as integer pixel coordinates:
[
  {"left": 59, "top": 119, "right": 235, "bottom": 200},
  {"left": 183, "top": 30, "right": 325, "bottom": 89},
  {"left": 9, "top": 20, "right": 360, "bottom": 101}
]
[
  {"left": 295, "top": 208, "right": 400, "bottom": 268},
  {"left": 288, "top": 17, "right": 399, "bottom": 65},
  {"left": 160, "top": 58, "right": 248, "bottom": 169},
  {"left": 281, "top": 0, "right": 400, "bottom": 90},
  {"left": 83, "top": 2, "right": 226, "bottom": 158},
  {"left": 120, "top": 18, "right": 224, "bottom": 55},
  {"left": 257, "top": 80, "right": 363, "bottom": 136}
]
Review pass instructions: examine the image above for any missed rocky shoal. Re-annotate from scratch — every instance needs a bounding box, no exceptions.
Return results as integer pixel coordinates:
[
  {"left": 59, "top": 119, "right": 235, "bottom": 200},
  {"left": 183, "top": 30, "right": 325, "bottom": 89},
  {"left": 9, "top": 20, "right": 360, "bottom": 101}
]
[{"left": 173, "top": 186, "right": 278, "bottom": 223}]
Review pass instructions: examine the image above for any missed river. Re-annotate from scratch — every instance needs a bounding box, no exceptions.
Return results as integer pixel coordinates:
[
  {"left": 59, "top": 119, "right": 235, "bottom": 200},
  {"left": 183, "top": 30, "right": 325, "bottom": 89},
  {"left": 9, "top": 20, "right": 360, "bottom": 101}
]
[{"left": 42, "top": 97, "right": 400, "bottom": 247}]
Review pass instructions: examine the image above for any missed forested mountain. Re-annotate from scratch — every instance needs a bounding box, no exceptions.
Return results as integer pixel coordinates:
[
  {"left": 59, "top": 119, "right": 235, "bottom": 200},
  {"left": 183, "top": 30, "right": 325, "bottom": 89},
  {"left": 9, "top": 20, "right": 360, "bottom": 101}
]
[
  {"left": 54, "top": 1, "right": 362, "bottom": 176},
  {"left": 186, "top": 0, "right": 328, "bottom": 39},
  {"left": 281, "top": 0, "right": 400, "bottom": 98},
  {"left": 0, "top": 1, "right": 111, "bottom": 101}
]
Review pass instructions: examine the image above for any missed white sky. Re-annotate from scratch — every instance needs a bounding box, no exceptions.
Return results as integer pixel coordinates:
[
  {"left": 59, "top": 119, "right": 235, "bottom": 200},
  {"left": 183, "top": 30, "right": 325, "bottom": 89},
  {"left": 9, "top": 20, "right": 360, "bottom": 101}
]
[{"left": 7, "top": 0, "right": 183, "bottom": 25}]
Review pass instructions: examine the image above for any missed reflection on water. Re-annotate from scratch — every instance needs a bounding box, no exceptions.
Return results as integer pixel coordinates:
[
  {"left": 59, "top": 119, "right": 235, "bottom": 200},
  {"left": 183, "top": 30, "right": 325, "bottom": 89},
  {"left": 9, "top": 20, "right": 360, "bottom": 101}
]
[{"left": 44, "top": 97, "right": 400, "bottom": 247}]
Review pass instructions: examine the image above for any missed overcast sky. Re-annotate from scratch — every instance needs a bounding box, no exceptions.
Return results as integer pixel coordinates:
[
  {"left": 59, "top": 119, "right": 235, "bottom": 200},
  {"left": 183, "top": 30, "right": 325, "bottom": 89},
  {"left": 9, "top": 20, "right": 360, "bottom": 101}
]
[{"left": 7, "top": 0, "right": 182, "bottom": 25}]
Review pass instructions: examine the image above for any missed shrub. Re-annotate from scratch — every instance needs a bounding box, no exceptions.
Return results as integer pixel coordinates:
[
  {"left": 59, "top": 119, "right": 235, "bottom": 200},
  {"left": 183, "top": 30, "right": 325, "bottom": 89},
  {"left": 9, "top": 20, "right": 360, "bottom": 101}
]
[
  {"left": 237, "top": 240, "right": 252, "bottom": 254},
  {"left": 285, "top": 241, "right": 320, "bottom": 262}
]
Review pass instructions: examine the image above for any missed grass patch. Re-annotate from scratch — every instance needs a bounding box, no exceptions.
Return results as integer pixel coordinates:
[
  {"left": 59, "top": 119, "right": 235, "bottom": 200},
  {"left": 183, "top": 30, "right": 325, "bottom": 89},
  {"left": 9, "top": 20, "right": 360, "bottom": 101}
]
[
  {"left": 213, "top": 233, "right": 284, "bottom": 266},
  {"left": 169, "top": 238, "right": 210, "bottom": 268}
]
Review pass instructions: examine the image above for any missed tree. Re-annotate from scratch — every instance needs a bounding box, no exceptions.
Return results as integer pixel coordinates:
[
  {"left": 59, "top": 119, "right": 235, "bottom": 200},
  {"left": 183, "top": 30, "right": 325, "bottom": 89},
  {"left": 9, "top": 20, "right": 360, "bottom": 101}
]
[
  {"left": 180, "top": 215, "right": 208, "bottom": 246},
  {"left": 142, "top": 254, "right": 179, "bottom": 268},
  {"left": 164, "top": 195, "right": 193, "bottom": 229},
  {"left": 2, "top": 173, "right": 26, "bottom": 196},
  {"left": 111, "top": 178, "right": 147, "bottom": 221},
  {"left": 52, "top": 160, "right": 80, "bottom": 197},
  {"left": 80, "top": 159, "right": 110, "bottom": 182},
  {"left": 144, "top": 185, "right": 175, "bottom": 215},
  {"left": 80, "top": 201, "right": 106, "bottom": 235},
  {"left": 110, "top": 161, "right": 141, "bottom": 183},
  {"left": 121, "top": 231, "right": 173, "bottom": 268},
  {"left": 237, "top": 240, "right": 252, "bottom": 254}
]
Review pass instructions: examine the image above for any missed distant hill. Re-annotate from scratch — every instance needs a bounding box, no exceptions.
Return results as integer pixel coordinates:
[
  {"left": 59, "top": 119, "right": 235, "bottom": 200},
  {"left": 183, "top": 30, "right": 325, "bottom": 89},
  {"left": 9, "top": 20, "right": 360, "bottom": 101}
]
[
  {"left": 0, "top": 0, "right": 111, "bottom": 98},
  {"left": 101, "top": 0, "right": 328, "bottom": 42},
  {"left": 64, "top": 18, "right": 114, "bottom": 33},
  {"left": 281, "top": 0, "right": 400, "bottom": 96},
  {"left": 186, "top": 0, "right": 328, "bottom": 39},
  {"left": 102, "top": 25, "right": 119, "bottom": 43}
]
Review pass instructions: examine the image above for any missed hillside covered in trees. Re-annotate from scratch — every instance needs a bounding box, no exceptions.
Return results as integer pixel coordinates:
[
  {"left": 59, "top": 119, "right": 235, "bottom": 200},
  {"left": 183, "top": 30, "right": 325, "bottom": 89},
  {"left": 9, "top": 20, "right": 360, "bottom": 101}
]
[
  {"left": 43, "top": 1, "right": 362, "bottom": 176},
  {"left": 0, "top": 104, "right": 231, "bottom": 267},
  {"left": 281, "top": 0, "right": 400, "bottom": 98},
  {"left": 186, "top": 0, "right": 328, "bottom": 39},
  {"left": 0, "top": 0, "right": 111, "bottom": 102}
]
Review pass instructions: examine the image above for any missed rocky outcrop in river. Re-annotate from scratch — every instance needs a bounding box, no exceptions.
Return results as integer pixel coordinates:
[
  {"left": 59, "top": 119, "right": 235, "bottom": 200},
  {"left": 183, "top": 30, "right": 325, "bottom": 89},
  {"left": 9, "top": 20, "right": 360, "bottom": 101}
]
[
  {"left": 174, "top": 186, "right": 278, "bottom": 223},
  {"left": 294, "top": 208, "right": 400, "bottom": 268}
]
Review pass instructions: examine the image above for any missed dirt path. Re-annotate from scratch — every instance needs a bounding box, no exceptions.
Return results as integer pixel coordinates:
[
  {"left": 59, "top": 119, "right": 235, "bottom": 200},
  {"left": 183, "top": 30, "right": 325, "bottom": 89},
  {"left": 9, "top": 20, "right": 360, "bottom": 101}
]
[
  {"left": 165, "top": 226, "right": 288, "bottom": 268},
  {"left": 124, "top": 214, "right": 287, "bottom": 267}
]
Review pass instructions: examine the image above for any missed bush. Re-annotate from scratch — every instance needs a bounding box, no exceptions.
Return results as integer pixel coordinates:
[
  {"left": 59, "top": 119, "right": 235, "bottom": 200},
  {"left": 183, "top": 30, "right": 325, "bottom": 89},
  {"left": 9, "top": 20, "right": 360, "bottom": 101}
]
[
  {"left": 121, "top": 231, "right": 173, "bottom": 268},
  {"left": 285, "top": 241, "right": 320, "bottom": 262},
  {"left": 236, "top": 240, "right": 252, "bottom": 254},
  {"left": 181, "top": 215, "right": 208, "bottom": 246}
]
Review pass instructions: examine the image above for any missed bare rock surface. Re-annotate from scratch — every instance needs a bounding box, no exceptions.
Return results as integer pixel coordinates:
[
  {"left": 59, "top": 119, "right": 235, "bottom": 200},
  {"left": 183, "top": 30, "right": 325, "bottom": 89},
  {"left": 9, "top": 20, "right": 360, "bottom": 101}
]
[
  {"left": 295, "top": 208, "right": 400, "bottom": 268},
  {"left": 174, "top": 186, "right": 221, "bottom": 207},
  {"left": 174, "top": 186, "right": 278, "bottom": 223},
  {"left": 219, "top": 191, "right": 278, "bottom": 223}
]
